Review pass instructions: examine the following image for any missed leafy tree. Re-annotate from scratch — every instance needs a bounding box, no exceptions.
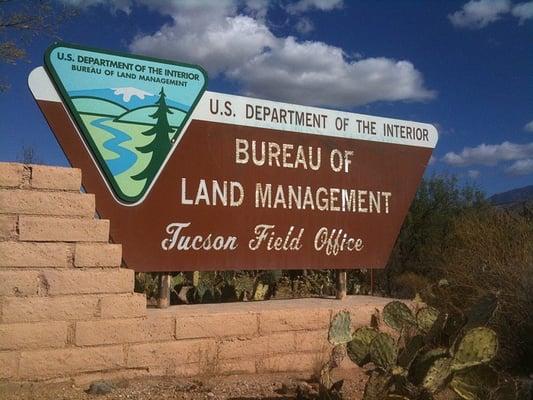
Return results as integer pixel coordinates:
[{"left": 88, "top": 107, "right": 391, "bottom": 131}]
[
  {"left": 381, "top": 175, "right": 488, "bottom": 295},
  {"left": 0, "top": 0, "right": 75, "bottom": 91},
  {"left": 132, "top": 87, "right": 175, "bottom": 185}
]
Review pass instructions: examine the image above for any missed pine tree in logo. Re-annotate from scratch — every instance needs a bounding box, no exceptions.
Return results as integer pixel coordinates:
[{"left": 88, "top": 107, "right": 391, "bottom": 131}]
[{"left": 132, "top": 87, "right": 175, "bottom": 185}]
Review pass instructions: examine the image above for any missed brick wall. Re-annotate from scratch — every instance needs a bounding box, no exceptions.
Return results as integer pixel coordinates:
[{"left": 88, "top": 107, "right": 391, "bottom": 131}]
[{"left": 0, "top": 162, "right": 388, "bottom": 384}]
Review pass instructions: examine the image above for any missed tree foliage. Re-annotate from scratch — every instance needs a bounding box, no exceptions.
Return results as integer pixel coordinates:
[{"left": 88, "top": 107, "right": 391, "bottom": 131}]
[
  {"left": 132, "top": 87, "right": 175, "bottom": 185},
  {"left": 380, "top": 174, "right": 533, "bottom": 374},
  {"left": 0, "top": 0, "right": 75, "bottom": 91},
  {"left": 383, "top": 175, "right": 488, "bottom": 295}
]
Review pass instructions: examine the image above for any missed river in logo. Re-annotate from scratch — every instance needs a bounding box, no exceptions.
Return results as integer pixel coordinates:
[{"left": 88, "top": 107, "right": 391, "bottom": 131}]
[{"left": 45, "top": 43, "right": 207, "bottom": 204}]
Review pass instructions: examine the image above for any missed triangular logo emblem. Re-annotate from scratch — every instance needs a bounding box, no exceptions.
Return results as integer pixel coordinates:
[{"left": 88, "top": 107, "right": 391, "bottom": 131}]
[{"left": 44, "top": 43, "right": 207, "bottom": 204}]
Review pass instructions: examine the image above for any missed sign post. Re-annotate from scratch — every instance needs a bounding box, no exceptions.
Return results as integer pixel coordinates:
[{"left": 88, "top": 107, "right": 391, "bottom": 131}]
[
  {"left": 29, "top": 43, "right": 438, "bottom": 275},
  {"left": 335, "top": 270, "right": 347, "bottom": 300}
]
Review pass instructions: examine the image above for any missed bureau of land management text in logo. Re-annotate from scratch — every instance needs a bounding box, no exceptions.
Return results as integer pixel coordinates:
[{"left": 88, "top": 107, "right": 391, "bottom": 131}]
[{"left": 44, "top": 43, "right": 207, "bottom": 204}]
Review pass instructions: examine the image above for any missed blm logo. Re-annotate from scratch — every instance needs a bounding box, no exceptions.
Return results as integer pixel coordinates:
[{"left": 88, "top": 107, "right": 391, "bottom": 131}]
[{"left": 44, "top": 43, "right": 207, "bottom": 204}]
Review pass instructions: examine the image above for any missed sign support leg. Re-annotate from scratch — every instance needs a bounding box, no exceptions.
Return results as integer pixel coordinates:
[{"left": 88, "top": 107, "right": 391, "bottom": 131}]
[
  {"left": 370, "top": 269, "right": 374, "bottom": 296},
  {"left": 157, "top": 273, "right": 170, "bottom": 309},
  {"left": 335, "top": 270, "right": 347, "bottom": 300}
]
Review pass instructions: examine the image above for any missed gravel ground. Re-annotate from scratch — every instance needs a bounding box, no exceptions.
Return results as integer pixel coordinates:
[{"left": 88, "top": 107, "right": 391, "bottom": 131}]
[{"left": 0, "top": 372, "right": 368, "bottom": 400}]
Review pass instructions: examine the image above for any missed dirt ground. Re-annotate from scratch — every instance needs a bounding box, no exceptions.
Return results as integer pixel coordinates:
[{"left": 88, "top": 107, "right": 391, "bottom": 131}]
[{"left": 0, "top": 372, "right": 369, "bottom": 400}]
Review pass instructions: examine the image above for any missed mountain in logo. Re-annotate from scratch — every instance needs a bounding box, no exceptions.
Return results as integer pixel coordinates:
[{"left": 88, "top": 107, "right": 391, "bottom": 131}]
[
  {"left": 45, "top": 43, "right": 207, "bottom": 204},
  {"left": 69, "top": 87, "right": 192, "bottom": 112}
]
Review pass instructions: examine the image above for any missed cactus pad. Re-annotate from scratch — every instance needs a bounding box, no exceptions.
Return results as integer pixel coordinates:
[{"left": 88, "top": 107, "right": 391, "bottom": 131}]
[
  {"left": 398, "top": 334, "right": 425, "bottom": 369},
  {"left": 347, "top": 326, "right": 378, "bottom": 366},
  {"left": 422, "top": 357, "right": 452, "bottom": 393},
  {"left": 331, "top": 344, "right": 347, "bottom": 368},
  {"left": 362, "top": 371, "right": 392, "bottom": 400},
  {"left": 450, "top": 365, "right": 497, "bottom": 400},
  {"left": 383, "top": 301, "right": 416, "bottom": 332},
  {"left": 320, "top": 362, "right": 333, "bottom": 389},
  {"left": 369, "top": 332, "right": 398, "bottom": 371},
  {"left": 328, "top": 311, "right": 352, "bottom": 345},
  {"left": 451, "top": 327, "right": 498, "bottom": 371},
  {"left": 416, "top": 306, "right": 439, "bottom": 333},
  {"left": 253, "top": 283, "right": 269, "bottom": 300},
  {"left": 409, "top": 347, "right": 448, "bottom": 384},
  {"left": 425, "top": 311, "right": 449, "bottom": 345}
]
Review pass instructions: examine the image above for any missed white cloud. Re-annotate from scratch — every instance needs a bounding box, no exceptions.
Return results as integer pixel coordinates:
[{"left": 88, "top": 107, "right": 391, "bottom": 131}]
[
  {"left": 429, "top": 155, "right": 437, "bottom": 165},
  {"left": 449, "top": 0, "right": 533, "bottom": 28},
  {"left": 512, "top": 1, "right": 533, "bottom": 22},
  {"left": 131, "top": 14, "right": 275, "bottom": 76},
  {"left": 505, "top": 158, "right": 533, "bottom": 175},
  {"left": 443, "top": 141, "right": 533, "bottom": 166},
  {"left": 286, "top": 0, "right": 343, "bottom": 14},
  {"left": 59, "top": 0, "right": 435, "bottom": 108},
  {"left": 129, "top": 2, "right": 435, "bottom": 107},
  {"left": 295, "top": 17, "right": 314, "bottom": 34},
  {"left": 524, "top": 121, "right": 533, "bottom": 132},
  {"left": 227, "top": 37, "right": 435, "bottom": 107},
  {"left": 467, "top": 169, "right": 481, "bottom": 178},
  {"left": 449, "top": 0, "right": 511, "bottom": 28}
]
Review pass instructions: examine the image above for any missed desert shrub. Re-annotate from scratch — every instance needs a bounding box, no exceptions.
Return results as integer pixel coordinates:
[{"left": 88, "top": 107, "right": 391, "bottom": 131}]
[
  {"left": 392, "top": 272, "right": 431, "bottom": 299},
  {"left": 382, "top": 175, "right": 487, "bottom": 295},
  {"left": 433, "top": 208, "right": 533, "bottom": 373},
  {"left": 383, "top": 175, "right": 488, "bottom": 295},
  {"left": 274, "top": 271, "right": 336, "bottom": 299},
  {"left": 134, "top": 272, "right": 158, "bottom": 300},
  {"left": 135, "top": 270, "right": 286, "bottom": 304},
  {"left": 321, "top": 300, "right": 527, "bottom": 400},
  {"left": 382, "top": 175, "right": 533, "bottom": 374}
]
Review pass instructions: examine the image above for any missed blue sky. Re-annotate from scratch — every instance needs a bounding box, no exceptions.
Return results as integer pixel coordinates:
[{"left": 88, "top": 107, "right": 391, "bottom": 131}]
[{"left": 0, "top": 0, "right": 532, "bottom": 195}]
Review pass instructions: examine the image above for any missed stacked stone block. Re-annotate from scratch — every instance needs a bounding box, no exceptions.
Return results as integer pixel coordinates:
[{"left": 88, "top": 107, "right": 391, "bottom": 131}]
[
  {"left": 0, "top": 163, "right": 146, "bottom": 382},
  {"left": 0, "top": 162, "right": 388, "bottom": 384}
]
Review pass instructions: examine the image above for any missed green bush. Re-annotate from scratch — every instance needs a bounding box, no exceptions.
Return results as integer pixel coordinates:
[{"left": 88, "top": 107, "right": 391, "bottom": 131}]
[
  {"left": 322, "top": 299, "right": 527, "bottom": 400},
  {"left": 433, "top": 208, "right": 533, "bottom": 374},
  {"left": 383, "top": 175, "right": 488, "bottom": 297},
  {"left": 381, "top": 175, "right": 533, "bottom": 375}
]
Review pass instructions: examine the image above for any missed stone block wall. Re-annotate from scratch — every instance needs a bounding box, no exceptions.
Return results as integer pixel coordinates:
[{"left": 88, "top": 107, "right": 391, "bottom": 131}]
[{"left": 0, "top": 162, "right": 388, "bottom": 384}]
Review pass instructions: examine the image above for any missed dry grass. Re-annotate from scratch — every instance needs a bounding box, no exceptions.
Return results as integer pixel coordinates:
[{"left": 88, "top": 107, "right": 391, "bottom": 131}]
[{"left": 437, "top": 209, "right": 533, "bottom": 372}]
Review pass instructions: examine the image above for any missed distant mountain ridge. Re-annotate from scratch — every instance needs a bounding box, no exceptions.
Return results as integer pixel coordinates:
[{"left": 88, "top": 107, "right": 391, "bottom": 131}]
[
  {"left": 489, "top": 185, "right": 533, "bottom": 205},
  {"left": 69, "top": 88, "right": 191, "bottom": 112}
]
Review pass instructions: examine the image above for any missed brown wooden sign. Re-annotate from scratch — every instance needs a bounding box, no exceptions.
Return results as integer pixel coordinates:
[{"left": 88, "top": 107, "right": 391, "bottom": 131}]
[{"left": 29, "top": 45, "right": 437, "bottom": 272}]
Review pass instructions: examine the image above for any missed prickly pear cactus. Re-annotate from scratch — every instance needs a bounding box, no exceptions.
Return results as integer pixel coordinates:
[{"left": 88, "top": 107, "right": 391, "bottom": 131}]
[
  {"left": 443, "top": 310, "right": 467, "bottom": 343},
  {"left": 362, "top": 371, "right": 391, "bottom": 400},
  {"left": 409, "top": 347, "right": 449, "bottom": 384},
  {"left": 451, "top": 327, "right": 498, "bottom": 371},
  {"left": 397, "top": 334, "right": 425, "bottom": 369},
  {"left": 425, "top": 311, "right": 449, "bottom": 345},
  {"left": 383, "top": 301, "right": 417, "bottom": 332},
  {"left": 328, "top": 311, "right": 352, "bottom": 345},
  {"left": 253, "top": 283, "right": 269, "bottom": 300},
  {"left": 370, "top": 332, "right": 398, "bottom": 371},
  {"left": 330, "top": 344, "right": 347, "bottom": 368},
  {"left": 416, "top": 306, "right": 439, "bottom": 333},
  {"left": 320, "top": 361, "right": 333, "bottom": 389},
  {"left": 450, "top": 365, "right": 497, "bottom": 400},
  {"left": 347, "top": 326, "right": 377, "bottom": 366},
  {"left": 192, "top": 270, "right": 200, "bottom": 287},
  {"left": 422, "top": 357, "right": 452, "bottom": 393}
]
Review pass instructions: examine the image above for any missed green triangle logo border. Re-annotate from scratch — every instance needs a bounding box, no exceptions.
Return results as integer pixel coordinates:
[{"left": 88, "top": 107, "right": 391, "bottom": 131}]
[{"left": 43, "top": 42, "right": 208, "bottom": 205}]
